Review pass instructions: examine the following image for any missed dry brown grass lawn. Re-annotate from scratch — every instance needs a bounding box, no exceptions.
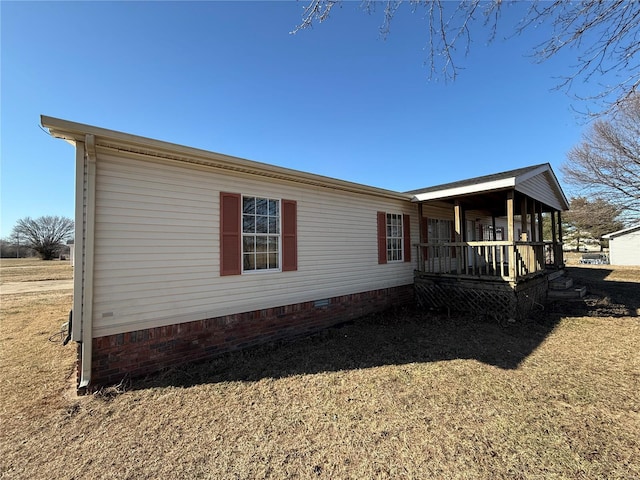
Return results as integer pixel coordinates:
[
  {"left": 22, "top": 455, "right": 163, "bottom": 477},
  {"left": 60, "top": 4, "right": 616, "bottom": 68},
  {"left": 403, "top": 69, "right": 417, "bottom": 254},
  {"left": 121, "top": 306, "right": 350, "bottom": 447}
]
[
  {"left": 0, "top": 258, "right": 73, "bottom": 284},
  {"left": 1, "top": 262, "right": 639, "bottom": 479}
]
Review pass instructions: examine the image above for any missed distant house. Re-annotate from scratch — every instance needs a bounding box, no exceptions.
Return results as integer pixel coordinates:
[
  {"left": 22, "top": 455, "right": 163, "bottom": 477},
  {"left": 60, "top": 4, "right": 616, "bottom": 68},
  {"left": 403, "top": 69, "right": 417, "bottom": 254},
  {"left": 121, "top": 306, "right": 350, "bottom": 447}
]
[
  {"left": 67, "top": 240, "right": 74, "bottom": 266},
  {"left": 603, "top": 225, "right": 640, "bottom": 266},
  {"left": 41, "top": 116, "right": 568, "bottom": 391}
]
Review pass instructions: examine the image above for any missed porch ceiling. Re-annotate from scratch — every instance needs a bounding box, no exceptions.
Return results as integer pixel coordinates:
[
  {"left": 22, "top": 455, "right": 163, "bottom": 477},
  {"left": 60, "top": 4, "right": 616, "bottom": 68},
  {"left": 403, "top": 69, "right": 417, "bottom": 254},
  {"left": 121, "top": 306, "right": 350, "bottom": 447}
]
[{"left": 421, "top": 189, "right": 559, "bottom": 216}]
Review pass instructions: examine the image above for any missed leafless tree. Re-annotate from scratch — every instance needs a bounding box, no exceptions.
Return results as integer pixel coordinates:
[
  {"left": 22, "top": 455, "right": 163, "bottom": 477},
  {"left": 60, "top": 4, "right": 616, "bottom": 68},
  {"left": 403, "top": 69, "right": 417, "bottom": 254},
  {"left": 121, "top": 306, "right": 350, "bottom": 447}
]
[
  {"left": 11, "top": 216, "right": 74, "bottom": 260},
  {"left": 292, "top": 1, "right": 640, "bottom": 111},
  {"left": 563, "top": 197, "right": 625, "bottom": 251},
  {"left": 563, "top": 95, "right": 640, "bottom": 223}
]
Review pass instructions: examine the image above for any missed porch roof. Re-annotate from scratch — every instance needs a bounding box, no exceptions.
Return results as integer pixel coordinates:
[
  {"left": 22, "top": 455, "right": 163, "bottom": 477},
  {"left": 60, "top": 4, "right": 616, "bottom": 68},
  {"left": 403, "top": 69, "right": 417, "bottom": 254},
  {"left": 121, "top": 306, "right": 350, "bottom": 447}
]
[{"left": 407, "top": 163, "right": 569, "bottom": 211}]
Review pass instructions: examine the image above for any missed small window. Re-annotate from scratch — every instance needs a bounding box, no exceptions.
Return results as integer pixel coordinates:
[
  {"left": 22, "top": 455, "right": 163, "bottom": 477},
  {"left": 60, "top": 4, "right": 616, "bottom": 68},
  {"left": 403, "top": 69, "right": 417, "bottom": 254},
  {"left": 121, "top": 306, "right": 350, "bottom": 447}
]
[
  {"left": 242, "top": 196, "right": 280, "bottom": 272},
  {"left": 386, "top": 213, "right": 404, "bottom": 262}
]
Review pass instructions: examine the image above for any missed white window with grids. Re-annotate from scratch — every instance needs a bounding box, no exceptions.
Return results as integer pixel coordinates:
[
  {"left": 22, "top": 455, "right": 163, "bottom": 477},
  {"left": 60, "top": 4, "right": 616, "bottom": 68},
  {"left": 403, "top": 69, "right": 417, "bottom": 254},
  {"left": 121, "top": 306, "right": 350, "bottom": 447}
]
[
  {"left": 242, "top": 196, "right": 280, "bottom": 272},
  {"left": 386, "top": 213, "right": 404, "bottom": 262}
]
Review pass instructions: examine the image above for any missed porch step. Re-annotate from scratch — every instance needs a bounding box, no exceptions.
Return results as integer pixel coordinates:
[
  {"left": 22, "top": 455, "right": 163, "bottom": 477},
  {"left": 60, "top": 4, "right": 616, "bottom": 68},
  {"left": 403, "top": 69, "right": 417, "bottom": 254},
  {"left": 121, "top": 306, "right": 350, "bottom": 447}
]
[
  {"left": 547, "top": 269, "right": 586, "bottom": 299},
  {"left": 549, "top": 277, "right": 573, "bottom": 290},
  {"left": 546, "top": 269, "right": 566, "bottom": 282},
  {"left": 548, "top": 286, "right": 587, "bottom": 299}
]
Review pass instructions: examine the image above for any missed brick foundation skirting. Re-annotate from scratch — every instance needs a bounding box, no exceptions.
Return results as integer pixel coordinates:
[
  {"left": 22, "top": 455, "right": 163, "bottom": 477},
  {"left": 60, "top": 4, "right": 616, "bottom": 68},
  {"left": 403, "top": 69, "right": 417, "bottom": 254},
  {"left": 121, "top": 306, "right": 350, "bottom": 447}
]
[{"left": 88, "top": 285, "right": 414, "bottom": 387}]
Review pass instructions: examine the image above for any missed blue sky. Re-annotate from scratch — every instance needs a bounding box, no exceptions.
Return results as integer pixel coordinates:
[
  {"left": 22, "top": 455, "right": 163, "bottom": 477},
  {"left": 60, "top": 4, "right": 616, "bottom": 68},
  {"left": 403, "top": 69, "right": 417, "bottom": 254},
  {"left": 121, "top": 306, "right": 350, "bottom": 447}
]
[{"left": 0, "top": 1, "right": 608, "bottom": 237}]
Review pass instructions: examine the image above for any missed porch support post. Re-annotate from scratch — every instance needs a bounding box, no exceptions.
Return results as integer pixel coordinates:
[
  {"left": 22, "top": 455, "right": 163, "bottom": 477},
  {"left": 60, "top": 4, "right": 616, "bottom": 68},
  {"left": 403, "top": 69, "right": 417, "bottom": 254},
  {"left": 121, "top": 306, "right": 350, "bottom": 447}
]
[
  {"left": 520, "top": 196, "right": 528, "bottom": 241},
  {"left": 529, "top": 199, "right": 537, "bottom": 242},
  {"left": 507, "top": 191, "right": 516, "bottom": 280},
  {"left": 454, "top": 201, "right": 463, "bottom": 241},
  {"left": 557, "top": 211, "right": 563, "bottom": 242},
  {"left": 536, "top": 202, "right": 544, "bottom": 270},
  {"left": 536, "top": 202, "right": 543, "bottom": 242},
  {"left": 521, "top": 196, "right": 532, "bottom": 272},
  {"left": 531, "top": 200, "right": 542, "bottom": 269},
  {"left": 454, "top": 200, "right": 463, "bottom": 274},
  {"left": 551, "top": 211, "right": 558, "bottom": 267},
  {"left": 418, "top": 202, "right": 424, "bottom": 271},
  {"left": 557, "top": 211, "right": 564, "bottom": 267}
]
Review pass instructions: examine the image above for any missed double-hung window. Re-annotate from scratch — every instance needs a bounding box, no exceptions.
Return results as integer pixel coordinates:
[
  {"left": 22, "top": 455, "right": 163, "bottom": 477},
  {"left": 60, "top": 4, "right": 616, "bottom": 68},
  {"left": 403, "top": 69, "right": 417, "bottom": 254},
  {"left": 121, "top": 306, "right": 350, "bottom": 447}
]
[
  {"left": 242, "top": 196, "right": 280, "bottom": 272},
  {"left": 377, "top": 211, "right": 411, "bottom": 264},
  {"left": 386, "top": 213, "right": 404, "bottom": 262},
  {"left": 220, "top": 192, "right": 296, "bottom": 276}
]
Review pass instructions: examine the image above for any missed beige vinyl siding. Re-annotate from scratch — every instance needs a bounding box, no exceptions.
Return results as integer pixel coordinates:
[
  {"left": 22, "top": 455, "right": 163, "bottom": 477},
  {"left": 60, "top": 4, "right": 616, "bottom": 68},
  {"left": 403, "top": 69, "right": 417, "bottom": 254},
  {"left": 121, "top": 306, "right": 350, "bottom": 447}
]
[
  {"left": 92, "top": 152, "right": 417, "bottom": 337},
  {"left": 517, "top": 172, "right": 565, "bottom": 211},
  {"left": 421, "top": 202, "right": 455, "bottom": 221}
]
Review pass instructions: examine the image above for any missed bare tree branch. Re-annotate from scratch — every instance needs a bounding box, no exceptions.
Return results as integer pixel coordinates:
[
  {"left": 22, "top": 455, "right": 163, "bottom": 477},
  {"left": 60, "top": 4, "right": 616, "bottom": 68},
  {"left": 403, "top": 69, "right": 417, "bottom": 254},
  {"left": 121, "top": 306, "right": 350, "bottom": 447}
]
[
  {"left": 292, "top": 0, "right": 640, "bottom": 111},
  {"left": 520, "top": 0, "right": 640, "bottom": 112},
  {"left": 11, "top": 216, "right": 74, "bottom": 260},
  {"left": 562, "top": 94, "right": 640, "bottom": 224}
]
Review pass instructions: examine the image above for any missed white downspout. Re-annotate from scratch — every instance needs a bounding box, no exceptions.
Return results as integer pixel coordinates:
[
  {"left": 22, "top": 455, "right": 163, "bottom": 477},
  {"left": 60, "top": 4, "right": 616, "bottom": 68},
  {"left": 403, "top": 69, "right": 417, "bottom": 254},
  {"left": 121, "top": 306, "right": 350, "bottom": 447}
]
[
  {"left": 79, "top": 134, "right": 97, "bottom": 389},
  {"left": 72, "top": 142, "right": 85, "bottom": 343}
]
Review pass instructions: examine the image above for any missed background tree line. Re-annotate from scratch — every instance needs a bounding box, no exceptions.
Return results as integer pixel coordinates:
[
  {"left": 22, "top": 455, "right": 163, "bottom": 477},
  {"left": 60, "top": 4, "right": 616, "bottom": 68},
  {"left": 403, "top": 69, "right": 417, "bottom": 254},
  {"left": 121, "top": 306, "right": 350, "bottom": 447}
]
[{"left": 1, "top": 216, "right": 74, "bottom": 260}]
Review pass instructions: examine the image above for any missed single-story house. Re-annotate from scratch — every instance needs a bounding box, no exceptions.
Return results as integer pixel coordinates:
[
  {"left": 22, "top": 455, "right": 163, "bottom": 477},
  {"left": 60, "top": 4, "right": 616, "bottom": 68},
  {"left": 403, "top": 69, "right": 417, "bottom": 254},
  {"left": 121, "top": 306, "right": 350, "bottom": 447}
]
[
  {"left": 41, "top": 116, "right": 568, "bottom": 391},
  {"left": 602, "top": 225, "right": 640, "bottom": 266}
]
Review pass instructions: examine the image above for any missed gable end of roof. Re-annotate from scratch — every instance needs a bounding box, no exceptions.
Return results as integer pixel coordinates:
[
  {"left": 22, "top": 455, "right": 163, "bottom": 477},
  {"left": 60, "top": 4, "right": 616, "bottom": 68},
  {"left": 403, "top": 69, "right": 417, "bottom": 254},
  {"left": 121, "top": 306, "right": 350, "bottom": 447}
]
[{"left": 602, "top": 224, "right": 640, "bottom": 239}]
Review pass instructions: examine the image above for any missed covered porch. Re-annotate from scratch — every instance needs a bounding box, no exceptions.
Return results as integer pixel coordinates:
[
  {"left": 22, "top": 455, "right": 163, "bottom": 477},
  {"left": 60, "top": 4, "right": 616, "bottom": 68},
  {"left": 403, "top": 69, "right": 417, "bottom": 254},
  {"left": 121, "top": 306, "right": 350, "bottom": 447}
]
[{"left": 408, "top": 163, "right": 569, "bottom": 320}]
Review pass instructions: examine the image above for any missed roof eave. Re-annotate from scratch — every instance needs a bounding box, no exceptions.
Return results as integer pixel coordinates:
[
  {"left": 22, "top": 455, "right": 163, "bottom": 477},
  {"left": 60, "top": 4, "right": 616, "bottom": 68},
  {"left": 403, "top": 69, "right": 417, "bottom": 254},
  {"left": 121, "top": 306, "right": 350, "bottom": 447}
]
[
  {"left": 602, "top": 224, "right": 640, "bottom": 239},
  {"left": 41, "top": 115, "right": 412, "bottom": 202}
]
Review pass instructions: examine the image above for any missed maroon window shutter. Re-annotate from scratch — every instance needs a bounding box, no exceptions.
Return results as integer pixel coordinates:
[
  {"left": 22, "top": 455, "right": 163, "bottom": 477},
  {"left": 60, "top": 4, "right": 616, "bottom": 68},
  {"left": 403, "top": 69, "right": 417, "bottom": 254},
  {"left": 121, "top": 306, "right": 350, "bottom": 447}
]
[
  {"left": 282, "top": 199, "right": 297, "bottom": 271},
  {"left": 403, "top": 214, "right": 411, "bottom": 262},
  {"left": 377, "top": 211, "right": 387, "bottom": 264},
  {"left": 220, "top": 192, "right": 241, "bottom": 276}
]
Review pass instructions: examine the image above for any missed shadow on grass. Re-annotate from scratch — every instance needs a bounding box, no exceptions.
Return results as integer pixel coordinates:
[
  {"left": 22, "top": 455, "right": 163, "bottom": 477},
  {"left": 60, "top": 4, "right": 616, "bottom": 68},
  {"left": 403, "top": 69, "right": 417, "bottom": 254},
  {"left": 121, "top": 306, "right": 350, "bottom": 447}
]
[
  {"left": 548, "top": 266, "right": 640, "bottom": 318},
  {"left": 130, "top": 266, "right": 638, "bottom": 392},
  {"left": 132, "top": 308, "right": 558, "bottom": 391}
]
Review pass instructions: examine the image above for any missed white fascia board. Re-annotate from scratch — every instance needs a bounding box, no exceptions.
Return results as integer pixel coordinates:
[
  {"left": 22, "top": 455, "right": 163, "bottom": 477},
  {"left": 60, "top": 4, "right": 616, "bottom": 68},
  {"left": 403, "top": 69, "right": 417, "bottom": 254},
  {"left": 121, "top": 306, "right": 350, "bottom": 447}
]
[
  {"left": 41, "top": 115, "right": 411, "bottom": 202},
  {"left": 602, "top": 224, "right": 640, "bottom": 239},
  {"left": 411, "top": 178, "right": 515, "bottom": 202}
]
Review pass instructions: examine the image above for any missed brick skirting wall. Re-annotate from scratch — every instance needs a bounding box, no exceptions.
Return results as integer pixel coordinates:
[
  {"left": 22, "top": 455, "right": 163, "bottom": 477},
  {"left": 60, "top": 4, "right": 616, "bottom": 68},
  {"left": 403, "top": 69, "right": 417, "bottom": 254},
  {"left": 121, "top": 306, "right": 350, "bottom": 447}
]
[{"left": 88, "top": 284, "right": 414, "bottom": 388}]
